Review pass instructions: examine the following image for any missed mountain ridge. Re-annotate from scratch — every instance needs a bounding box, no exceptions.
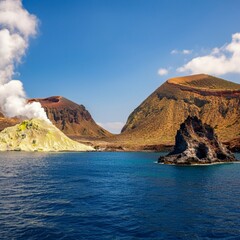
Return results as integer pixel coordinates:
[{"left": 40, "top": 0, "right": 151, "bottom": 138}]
[
  {"left": 0, "top": 74, "right": 239, "bottom": 152},
  {"left": 29, "top": 96, "right": 112, "bottom": 138},
  {"left": 116, "top": 74, "right": 240, "bottom": 148},
  {"left": 0, "top": 96, "right": 112, "bottom": 139}
]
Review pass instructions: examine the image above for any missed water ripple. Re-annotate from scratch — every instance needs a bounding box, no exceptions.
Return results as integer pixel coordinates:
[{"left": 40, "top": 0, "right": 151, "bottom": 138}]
[{"left": 0, "top": 152, "right": 239, "bottom": 239}]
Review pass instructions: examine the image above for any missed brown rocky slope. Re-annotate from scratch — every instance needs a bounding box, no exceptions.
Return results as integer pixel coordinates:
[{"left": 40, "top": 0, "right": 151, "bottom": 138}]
[
  {"left": 0, "top": 96, "right": 112, "bottom": 139},
  {"left": 28, "top": 96, "right": 112, "bottom": 138},
  {"left": 0, "top": 112, "right": 19, "bottom": 131},
  {"left": 108, "top": 74, "right": 240, "bottom": 150}
]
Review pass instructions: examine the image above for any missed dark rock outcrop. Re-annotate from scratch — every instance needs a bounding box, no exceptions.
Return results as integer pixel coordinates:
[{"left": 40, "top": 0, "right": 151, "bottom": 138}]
[
  {"left": 158, "top": 116, "right": 237, "bottom": 165},
  {"left": 224, "top": 137, "right": 240, "bottom": 152}
]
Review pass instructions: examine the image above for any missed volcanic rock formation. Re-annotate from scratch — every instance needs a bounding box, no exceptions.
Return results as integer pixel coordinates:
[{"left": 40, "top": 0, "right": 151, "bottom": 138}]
[
  {"left": 158, "top": 116, "right": 236, "bottom": 165},
  {"left": 28, "top": 96, "right": 112, "bottom": 138},
  {"left": 0, "top": 119, "right": 94, "bottom": 152},
  {"left": 0, "top": 112, "right": 19, "bottom": 131},
  {"left": 120, "top": 74, "right": 240, "bottom": 148},
  {"left": 0, "top": 96, "right": 111, "bottom": 139},
  {"left": 224, "top": 137, "right": 240, "bottom": 152}
]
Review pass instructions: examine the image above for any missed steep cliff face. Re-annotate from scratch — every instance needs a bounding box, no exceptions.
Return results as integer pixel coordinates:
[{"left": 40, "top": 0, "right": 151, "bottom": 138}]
[
  {"left": 121, "top": 74, "right": 240, "bottom": 146},
  {"left": 224, "top": 137, "right": 240, "bottom": 152},
  {"left": 28, "top": 96, "right": 112, "bottom": 138}
]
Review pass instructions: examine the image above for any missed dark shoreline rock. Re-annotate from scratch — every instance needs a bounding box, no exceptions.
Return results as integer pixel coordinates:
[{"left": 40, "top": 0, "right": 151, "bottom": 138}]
[
  {"left": 224, "top": 138, "right": 240, "bottom": 153},
  {"left": 158, "top": 116, "right": 237, "bottom": 165}
]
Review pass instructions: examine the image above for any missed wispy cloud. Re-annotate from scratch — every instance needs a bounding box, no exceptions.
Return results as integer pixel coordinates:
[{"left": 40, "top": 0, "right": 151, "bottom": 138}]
[
  {"left": 177, "top": 33, "right": 240, "bottom": 75},
  {"left": 158, "top": 68, "right": 169, "bottom": 76},
  {"left": 171, "top": 49, "right": 192, "bottom": 55},
  {"left": 97, "top": 121, "right": 125, "bottom": 134}
]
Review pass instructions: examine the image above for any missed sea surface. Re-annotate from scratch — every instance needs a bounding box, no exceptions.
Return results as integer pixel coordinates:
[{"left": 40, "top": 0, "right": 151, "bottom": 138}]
[{"left": 0, "top": 152, "right": 240, "bottom": 240}]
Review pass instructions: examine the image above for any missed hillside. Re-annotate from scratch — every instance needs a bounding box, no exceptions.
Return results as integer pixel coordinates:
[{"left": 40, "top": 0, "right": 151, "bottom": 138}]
[
  {"left": 168, "top": 74, "right": 240, "bottom": 90},
  {"left": 111, "top": 74, "right": 240, "bottom": 149},
  {"left": 0, "top": 112, "right": 19, "bottom": 131},
  {"left": 0, "top": 96, "right": 111, "bottom": 138},
  {"left": 0, "top": 119, "right": 94, "bottom": 152},
  {"left": 28, "top": 96, "right": 112, "bottom": 138}
]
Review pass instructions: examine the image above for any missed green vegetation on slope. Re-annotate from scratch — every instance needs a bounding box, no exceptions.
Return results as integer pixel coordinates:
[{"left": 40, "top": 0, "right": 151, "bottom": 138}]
[{"left": 0, "top": 119, "right": 94, "bottom": 152}]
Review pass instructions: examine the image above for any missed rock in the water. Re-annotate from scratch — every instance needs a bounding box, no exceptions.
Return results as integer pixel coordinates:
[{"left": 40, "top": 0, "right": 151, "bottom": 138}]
[
  {"left": 0, "top": 119, "right": 94, "bottom": 152},
  {"left": 158, "top": 116, "right": 236, "bottom": 165}
]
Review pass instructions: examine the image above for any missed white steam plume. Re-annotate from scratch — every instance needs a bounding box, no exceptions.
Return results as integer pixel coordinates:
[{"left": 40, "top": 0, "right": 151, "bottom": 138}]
[{"left": 0, "top": 0, "right": 49, "bottom": 122}]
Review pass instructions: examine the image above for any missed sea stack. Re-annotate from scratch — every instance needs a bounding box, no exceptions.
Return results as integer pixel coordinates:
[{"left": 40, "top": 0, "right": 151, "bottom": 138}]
[{"left": 158, "top": 116, "right": 236, "bottom": 165}]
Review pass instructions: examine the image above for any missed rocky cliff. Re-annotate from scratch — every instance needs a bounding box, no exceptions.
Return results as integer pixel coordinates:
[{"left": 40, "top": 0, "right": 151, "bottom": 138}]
[
  {"left": 0, "top": 96, "right": 111, "bottom": 139},
  {"left": 0, "top": 112, "right": 19, "bottom": 131},
  {"left": 158, "top": 116, "right": 236, "bottom": 165},
  {"left": 0, "top": 119, "right": 94, "bottom": 152},
  {"left": 120, "top": 74, "right": 240, "bottom": 147},
  {"left": 28, "top": 96, "right": 112, "bottom": 138}
]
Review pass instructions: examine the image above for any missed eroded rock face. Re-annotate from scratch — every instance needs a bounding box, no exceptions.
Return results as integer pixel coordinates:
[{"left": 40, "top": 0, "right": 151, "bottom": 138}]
[
  {"left": 224, "top": 137, "right": 240, "bottom": 152},
  {"left": 158, "top": 116, "right": 236, "bottom": 165},
  {"left": 0, "top": 96, "right": 112, "bottom": 139},
  {"left": 28, "top": 96, "right": 112, "bottom": 138}
]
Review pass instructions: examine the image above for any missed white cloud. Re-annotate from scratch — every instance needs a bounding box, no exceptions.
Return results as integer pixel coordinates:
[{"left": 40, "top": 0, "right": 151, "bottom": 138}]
[
  {"left": 182, "top": 49, "right": 192, "bottom": 55},
  {"left": 97, "top": 122, "right": 125, "bottom": 134},
  {"left": 171, "top": 49, "right": 192, "bottom": 55},
  {"left": 177, "top": 33, "right": 240, "bottom": 75},
  {"left": 158, "top": 68, "right": 169, "bottom": 76}
]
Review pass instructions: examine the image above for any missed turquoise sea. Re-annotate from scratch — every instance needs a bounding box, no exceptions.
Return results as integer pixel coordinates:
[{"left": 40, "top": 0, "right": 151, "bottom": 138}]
[{"left": 0, "top": 152, "right": 240, "bottom": 239}]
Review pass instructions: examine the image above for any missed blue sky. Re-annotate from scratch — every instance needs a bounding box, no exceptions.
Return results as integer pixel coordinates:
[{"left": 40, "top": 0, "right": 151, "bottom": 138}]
[{"left": 19, "top": 0, "right": 240, "bottom": 133}]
